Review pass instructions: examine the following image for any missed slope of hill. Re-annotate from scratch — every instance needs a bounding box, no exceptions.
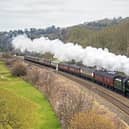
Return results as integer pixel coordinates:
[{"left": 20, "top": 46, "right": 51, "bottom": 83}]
[
  {"left": 0, "top": 17, "right": 129, "bottom": 55},
  {"left": 82, "top": 17, "right": 129, "bottom": 30},
  {"left": 0, "top": 61, "right": 61, "bottom": 129},
  {"left": 62, "top": 17, "right": 129, "bottom": 55}
]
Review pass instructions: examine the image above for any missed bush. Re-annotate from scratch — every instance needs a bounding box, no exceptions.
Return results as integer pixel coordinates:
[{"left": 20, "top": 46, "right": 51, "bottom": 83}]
[
  {"left": 69, "top": 111, "right": 118, "bottom": 129},
  {"left": 5, "top": 58, "right": 17, "bottom": 66},
  {"left": 2, "top": 53, "right": 11, "bottom": 58},
  {"left": 55, "top": 88, "right": 93, "bottom": 129},
  {"left": 12, "top": 61, "right": 27, "bottom": 76},
  {"left": 26, "top": 67, "right": 40, "bottom": 85}
]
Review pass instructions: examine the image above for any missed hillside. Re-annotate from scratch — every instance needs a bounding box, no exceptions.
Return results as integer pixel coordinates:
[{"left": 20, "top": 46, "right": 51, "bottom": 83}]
[
  {"left": 62, "top": 18, "right": 129, "bottom": 55},
  {"left": 82, "top": 17, "right": 129, "bottom": 30},
  {"left": 0, "top": 61, "right": 61, "bottom": 129},
  {"left": 0, "top": 17, "right": 129, "bottom": 55}
]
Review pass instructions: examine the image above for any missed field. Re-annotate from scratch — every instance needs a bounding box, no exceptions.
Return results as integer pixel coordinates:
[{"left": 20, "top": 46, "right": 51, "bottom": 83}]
[{"left": 0, "top": 61, "right": 61, "bottom": 129}]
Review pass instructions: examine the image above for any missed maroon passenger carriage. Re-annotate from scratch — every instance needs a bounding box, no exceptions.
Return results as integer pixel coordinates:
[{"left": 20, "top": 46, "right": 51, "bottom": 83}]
[
  {"left": 58, "top": 63, "right": 81, "bottom": 76},
  {"left": 93, "top": 71, "right": 119, "bottom": 88}
]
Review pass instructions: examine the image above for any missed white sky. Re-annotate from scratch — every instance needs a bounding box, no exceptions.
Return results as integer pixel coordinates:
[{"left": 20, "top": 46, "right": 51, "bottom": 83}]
[{"left": 0, "top": 0, "right": 129, "bottom": 31}]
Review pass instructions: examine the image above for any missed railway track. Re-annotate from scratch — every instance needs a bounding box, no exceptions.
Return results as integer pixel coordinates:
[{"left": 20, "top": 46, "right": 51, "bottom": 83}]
[
  {"left": 59, "top": 72, "right": 129, "bottom": 122},
  {"left": 24, "top": 59, "right": 129, "bottom": 124}
]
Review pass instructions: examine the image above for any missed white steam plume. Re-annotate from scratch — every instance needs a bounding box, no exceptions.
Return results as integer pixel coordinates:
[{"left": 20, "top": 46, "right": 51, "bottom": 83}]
[{"left": 12, "top": 35, "right": 129, "bottom": 75}]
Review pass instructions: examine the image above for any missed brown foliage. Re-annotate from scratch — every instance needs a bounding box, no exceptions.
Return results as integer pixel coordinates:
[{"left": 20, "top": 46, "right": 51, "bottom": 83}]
[
  {"left": 11, "top": 61, "right": 27, "bottom": 76},
  {"left": 2, "top": 53, "right": 12, "bottom": 58},
  {"left": 24, "top": 65, "right": 126, "bottom": 129},
  {"left": 26, "top": 67, "right": 40, "bottom": 85},
  {"left": 5, "top": 58, "right": 17, "bottom": 66},
  {"left": 26, "top": 67, "right": 94, "bottom": 129},
  {"left": 69, "top": 111, "right": 118, "bottom": 129},
  {"left": 41, "top": 71, "right": 56, "bottom": 97},
  {"left": 54, "top": 87, "right": 94, "bottom": 129},
  {"left": 26, "top": 67, "right": 55, "bottom": 97},
  {"left": 26, "top": 66, "right": 93, "bottom": 129}
]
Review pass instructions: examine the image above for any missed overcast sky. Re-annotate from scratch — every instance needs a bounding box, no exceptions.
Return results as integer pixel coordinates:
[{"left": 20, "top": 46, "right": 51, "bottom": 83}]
[{"left": 0, "top": 0, "right": 129, "bottom": 31}]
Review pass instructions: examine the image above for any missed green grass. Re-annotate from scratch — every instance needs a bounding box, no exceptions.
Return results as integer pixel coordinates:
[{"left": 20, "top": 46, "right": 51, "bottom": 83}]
[{"left": 0, "top": 61, "right": 61, "bottom": 129}]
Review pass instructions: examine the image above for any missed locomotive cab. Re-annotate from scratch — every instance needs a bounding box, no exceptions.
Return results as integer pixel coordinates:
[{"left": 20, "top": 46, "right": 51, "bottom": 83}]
[
  {"left": 124, "top": 79, "right": 129, "bottom": 96},
  {"left": 114, "top": 76, "right": 126, "bottom": 94}
]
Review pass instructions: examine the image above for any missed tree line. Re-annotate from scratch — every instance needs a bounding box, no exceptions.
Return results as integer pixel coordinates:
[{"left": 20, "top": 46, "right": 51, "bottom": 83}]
[{"left": 0, "top": 17, "right": 129, "bottom": 56}]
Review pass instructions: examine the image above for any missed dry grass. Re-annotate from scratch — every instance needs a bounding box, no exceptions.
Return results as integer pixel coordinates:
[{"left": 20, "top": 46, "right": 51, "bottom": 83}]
[
  {"left": 69, "top": 111, "right": 118, "bottom": 129},
  {"left": 11, "top": 61, "right": 27, "bottom": 76}
]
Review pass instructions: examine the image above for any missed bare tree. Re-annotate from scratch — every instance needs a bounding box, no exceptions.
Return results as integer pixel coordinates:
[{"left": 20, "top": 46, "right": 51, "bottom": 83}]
[
  {"left": 56, "top": 88, "right": 94, "bottom": 129},
  {"left": 38, "top": 71, "right": 56, "bottom": 98},
  {"left": 27, "top": 67, "right": 40, "bottom": 85}
]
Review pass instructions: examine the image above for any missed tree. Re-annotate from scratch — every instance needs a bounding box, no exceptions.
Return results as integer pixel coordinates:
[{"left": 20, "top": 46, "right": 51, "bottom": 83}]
[
  {"left": 11, "top": 61, "right": 27, "bottom": 76},
  {"left": 56, "top": 89, "right": 93, "bottom": 129}
]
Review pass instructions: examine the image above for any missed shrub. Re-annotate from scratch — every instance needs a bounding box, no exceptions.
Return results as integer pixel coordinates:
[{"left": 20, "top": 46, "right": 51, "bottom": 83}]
[
  {"left": 56, "top": 89, "right": 93, "bottom": 129},
  {"left": 5, "top": 58, "right": 17, "bottom": 66},
  {"left": 69, "top": 111, "right": 118, "bottom": 129},
  {"left": 26, "top": 67, "right": 40, "bottom": 85},
  {"left": 2, "top": 53, "right": 11, "bottom": 58},
  {"left": 11, "top": 61, "right": 27, "bottom": 76}
]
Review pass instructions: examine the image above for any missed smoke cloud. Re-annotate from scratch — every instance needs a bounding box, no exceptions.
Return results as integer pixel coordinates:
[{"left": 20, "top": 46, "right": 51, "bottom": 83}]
[{"left": 12, "top": 35, "right": 129, "bottom": 75}]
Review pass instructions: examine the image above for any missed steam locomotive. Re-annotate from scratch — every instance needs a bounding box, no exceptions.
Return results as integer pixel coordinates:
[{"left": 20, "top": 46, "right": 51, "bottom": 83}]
[{"left": 24, "top": 56, "right": 129, "bottom": 96}]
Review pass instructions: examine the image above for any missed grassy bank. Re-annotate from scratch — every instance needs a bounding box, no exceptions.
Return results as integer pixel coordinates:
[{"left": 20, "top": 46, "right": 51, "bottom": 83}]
[{"left": 0, "top": 61, "right": 61, "bottom": 129}]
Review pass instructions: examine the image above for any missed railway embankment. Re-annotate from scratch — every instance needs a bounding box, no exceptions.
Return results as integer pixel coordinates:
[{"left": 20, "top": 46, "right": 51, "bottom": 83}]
[
  {"left": 0, "top": 60, "right": 61, "bottom": 129},
  {"left": 20, "top": 58, "right": 129, "bottom": 129}
]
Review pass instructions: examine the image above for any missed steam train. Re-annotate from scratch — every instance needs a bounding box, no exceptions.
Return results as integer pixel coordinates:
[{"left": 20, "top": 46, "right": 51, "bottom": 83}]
[{"left": 24, "top": 56, "right": 129, "bottom": 96}]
